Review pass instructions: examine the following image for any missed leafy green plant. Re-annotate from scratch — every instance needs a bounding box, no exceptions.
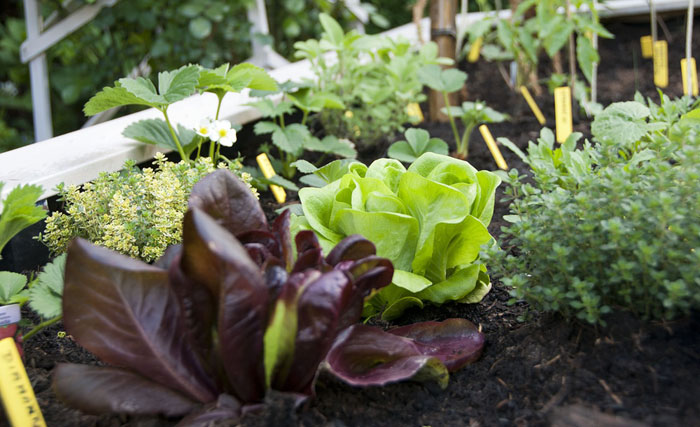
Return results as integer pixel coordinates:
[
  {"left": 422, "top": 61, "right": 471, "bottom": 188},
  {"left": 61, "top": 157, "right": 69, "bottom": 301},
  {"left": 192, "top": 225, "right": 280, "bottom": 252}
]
[
  {"left": 292, "top": 153, "right": 500, "bottom": 320},
  {"left": 248, "top": 84, "right": 356, "bottom": 179},
  {"left": 491, "top": 101, "right": 700, "bottom": 325},
  {"left": 294, "top": 13, "right": 450, "bottom": 146},
  {"left": 85, "top": 63, "right": 277, "bottom": 162},
  {"left": 417, "top": 64, "right": 468, "bottom": 157},
  {"left": 53, "top": 170, "right": 484, "bottom": 423},
  {"left": 443, "top": 101, "right": 508, "bottom": 159},
  {"left": 0, "top": 183, "right": 46, "bottom": 256},
  {"left": 40, "top": 153, "right": 255, "bottom": 262},
  {"left": 388, "top": 128, "right": 449, "bottom": 164}
]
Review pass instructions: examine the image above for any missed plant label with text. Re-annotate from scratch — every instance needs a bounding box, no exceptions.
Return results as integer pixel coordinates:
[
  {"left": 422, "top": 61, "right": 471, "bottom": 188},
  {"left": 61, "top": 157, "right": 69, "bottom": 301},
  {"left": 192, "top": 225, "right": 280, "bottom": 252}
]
[
  {"left": 653, "top": 41, "right": 668, "bottom": 88},
  {"left": 554, "top": 87, "right": 573, "bottom": 143},
  {"left": 681, "top": 58, "right": 698, "bottom": 96},
  {"left": 0, "top": 338, "right": 46, "bottom": 427}
]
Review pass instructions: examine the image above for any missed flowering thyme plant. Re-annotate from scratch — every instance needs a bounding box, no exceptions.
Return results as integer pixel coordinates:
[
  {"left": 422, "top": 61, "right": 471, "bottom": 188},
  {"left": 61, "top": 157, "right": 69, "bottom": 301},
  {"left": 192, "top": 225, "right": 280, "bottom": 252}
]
[{"left": 40, "top": 153, "right": 255, "bottom": 262}]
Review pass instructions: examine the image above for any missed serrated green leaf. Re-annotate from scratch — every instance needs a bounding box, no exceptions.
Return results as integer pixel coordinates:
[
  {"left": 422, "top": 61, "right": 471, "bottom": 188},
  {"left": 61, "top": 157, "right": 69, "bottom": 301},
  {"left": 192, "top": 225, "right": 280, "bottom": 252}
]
[
  {"left": 84, "top": 86, "right": 160, "bottom": 116},
  {"left": 227, "top": 63, "right": 278, "bottom": 91},
  {"left": 28, "top": 254, "right": 66, "bottom": 319},
  {"left": 158, "top": 65, "right": 200, "bottom": 103},
  {"left": 290, "top": 160, "right": 317, "bottom": 174},
  {"left": 0, "top": 184, "right": 46, "bottom": 255},
  {"left": 271, "top": 125, "right": 306, "bottom": 156},
  {"left": 542, "top": 19, "right": 574, "bottom": 58},
  {"left": 123, "top": 119, "right": 180, "bottom": 152},
  {"left": 0, "top": 271, "right": 27, "bottom": 304},
  {"left": 119, "top": 77, "right": 164, "bottom": 105},
  {"left": 254, "top": 121, "right": 280, "bottom": 135}
]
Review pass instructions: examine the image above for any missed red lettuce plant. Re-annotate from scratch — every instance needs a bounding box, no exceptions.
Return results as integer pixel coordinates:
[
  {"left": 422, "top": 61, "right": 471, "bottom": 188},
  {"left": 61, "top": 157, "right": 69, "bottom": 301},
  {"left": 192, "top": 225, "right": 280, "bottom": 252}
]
[{"left": 53, "top": 170, "right": 484, "bottom": 424}]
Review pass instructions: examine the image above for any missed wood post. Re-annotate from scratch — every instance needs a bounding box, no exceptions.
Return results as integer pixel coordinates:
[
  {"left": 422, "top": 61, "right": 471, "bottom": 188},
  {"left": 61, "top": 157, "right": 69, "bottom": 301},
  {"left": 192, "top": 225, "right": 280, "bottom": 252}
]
[{"left": 429, "top": 0, "right": 459, "bottom": 122}]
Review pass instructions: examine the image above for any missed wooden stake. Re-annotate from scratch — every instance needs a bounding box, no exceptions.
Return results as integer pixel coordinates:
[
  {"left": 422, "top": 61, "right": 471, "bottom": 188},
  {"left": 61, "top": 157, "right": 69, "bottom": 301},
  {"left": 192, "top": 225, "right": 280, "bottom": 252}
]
[{"left": 429, "top": 0, "right": 459, "bottom": 122}]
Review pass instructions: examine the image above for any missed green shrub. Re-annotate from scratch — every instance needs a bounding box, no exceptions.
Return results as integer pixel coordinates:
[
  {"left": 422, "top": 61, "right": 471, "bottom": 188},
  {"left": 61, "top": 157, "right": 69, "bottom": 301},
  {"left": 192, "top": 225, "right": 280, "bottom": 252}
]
[
  {"left": 40, "top": 153, "right": 256, "bottom": 262},
  {"left": 491, "top": 100, "right": 700, "bottom": 324}
]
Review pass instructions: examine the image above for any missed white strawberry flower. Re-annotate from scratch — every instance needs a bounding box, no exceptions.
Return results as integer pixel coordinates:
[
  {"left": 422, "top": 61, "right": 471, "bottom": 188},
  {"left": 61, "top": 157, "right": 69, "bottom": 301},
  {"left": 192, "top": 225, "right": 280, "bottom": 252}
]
[
  {"left": 196, "top": 118, "right": 214, "bottom": 138},
  {"left": 211, "top": 120, "right": 237, "bottom": 147}
]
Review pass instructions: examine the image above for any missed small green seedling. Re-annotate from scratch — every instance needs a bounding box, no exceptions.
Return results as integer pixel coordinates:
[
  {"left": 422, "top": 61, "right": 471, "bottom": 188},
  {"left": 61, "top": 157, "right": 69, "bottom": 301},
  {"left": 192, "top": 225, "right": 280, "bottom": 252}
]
[
  {"left": 442, "top": 101, "right": 508, "bottom": 159},
  {"left": 388, "top": 128, "right": 449, "bottom": 164},
  {"left": 417, "top": 64, "right": 468, "bottom": 157}
]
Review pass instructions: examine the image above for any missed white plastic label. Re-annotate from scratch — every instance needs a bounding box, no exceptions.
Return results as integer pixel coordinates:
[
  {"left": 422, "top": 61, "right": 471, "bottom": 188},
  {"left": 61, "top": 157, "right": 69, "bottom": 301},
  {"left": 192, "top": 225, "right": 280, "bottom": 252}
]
[{"left": 0, "top": 304, "right": 20, "bottom": 327}]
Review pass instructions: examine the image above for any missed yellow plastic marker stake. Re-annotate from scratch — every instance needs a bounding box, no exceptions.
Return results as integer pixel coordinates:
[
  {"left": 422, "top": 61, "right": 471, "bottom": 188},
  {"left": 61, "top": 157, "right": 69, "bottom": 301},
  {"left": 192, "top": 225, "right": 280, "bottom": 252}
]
[
  {"left": 478, "top": 125, "right": 508, "bottom": 170},
  {"left": 681, "top": 58, "right": 698, "bottom": 96},
  {"left": 554, "top": 87, "right": 573, "bottom": 144},
  {"left": 640, "top": 35, "right": 653, "bottom": 58},
  {"left": 519, "top": 86, "right": 546, "bottom": 125},
  {"left": 653, "top": 40, "right": 668, "bottom": 88},
  {"left": 468, "top": 37, "right": 483, "bottom": 63},
  {"left": 0, "top": 338, "right": 47, "bottom": 427},
  {"left": 406, "top": 102, "right": 424, "bottom": 123},
  {"left": 256, "top": 153, "right": 286, "bottom": 204}
]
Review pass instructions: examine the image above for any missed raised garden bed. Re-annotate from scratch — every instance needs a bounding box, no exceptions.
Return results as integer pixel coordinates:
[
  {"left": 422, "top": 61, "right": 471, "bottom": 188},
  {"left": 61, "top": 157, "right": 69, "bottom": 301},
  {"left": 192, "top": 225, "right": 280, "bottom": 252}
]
[{"left": 3, "top": 11, "right": 700, "bottom": 427}]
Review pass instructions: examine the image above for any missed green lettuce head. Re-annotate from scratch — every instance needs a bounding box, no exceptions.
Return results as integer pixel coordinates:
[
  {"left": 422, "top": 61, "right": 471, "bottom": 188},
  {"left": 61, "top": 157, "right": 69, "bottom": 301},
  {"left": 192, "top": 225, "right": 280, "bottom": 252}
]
[{"left": 291, "top": 153, "right": 500, "bottom": 320}]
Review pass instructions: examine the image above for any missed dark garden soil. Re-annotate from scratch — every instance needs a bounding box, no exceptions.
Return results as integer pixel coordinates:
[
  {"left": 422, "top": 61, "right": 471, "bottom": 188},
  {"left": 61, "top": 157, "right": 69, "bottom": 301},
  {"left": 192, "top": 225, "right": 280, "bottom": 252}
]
[{"left": 3, "top": 13, "right": 700, "bottom": 427}]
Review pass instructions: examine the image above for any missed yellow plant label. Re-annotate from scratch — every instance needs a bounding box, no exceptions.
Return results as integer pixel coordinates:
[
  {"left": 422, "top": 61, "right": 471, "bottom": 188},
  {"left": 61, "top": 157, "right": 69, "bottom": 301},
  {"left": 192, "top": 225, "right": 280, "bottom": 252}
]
[
  {"left": 519, "top": 86, "right": 546, "bottom": 125},
  {"left": 256, "top": 153, "right": 286, "bottom": 204},
  {"left": 478, "top": 125, "right": 508, "bottom": 170},
  {"left": 681, "top": 58, "right": 698, "bottom": 96},
  {"left": 640, "top": 35, "right": 653, "bottom": 58},
  {"left": 554, "top": 87, "right": 573, "bottom": 143},
  {"left": 0, "top": 338, "right": 46, "bottom": 427},
  {"left": 468, "top": 37, "right": 483, "bottom": 63},
  {"left": 406, "top": 102, "right": 424, "bottom": 123},
  {"left": 653, "top": 40, "right": 668, "bottom": 88}
]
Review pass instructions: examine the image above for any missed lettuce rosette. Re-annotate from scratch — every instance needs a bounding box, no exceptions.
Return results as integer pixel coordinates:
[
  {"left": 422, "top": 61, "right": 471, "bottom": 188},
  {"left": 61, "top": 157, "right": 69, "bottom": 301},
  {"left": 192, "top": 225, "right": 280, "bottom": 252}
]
[{"left": 291, "top": 153, "right": 500, "bottom": 319}]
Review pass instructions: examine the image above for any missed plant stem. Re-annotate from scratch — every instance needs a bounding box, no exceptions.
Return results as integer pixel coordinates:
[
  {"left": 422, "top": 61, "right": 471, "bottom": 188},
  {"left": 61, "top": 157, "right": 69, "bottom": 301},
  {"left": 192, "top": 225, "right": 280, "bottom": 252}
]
[
  {"left": 460, "top": 123, "right": 475, "bottom": 156},
  {"left": 215, "top": 94, "right": 224, "bottom": 120},
  {"left": 161, "top": 108, "right": 188, "bottom": 161},
  {"left": 301, "top": 110, "right": 309, "bottom": 126},
  {"left": 443, "top": 91, "right": 461, "bottom": 154},
  {"left": 23, "top": 316, "right": 62, "bottom": 341}
]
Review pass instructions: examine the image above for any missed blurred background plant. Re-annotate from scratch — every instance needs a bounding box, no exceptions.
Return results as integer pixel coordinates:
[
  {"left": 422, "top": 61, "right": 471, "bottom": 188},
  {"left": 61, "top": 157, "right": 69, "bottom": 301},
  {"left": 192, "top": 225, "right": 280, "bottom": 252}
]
[{"left": 0, "top": 0, "right": 413, "bottom": 153}]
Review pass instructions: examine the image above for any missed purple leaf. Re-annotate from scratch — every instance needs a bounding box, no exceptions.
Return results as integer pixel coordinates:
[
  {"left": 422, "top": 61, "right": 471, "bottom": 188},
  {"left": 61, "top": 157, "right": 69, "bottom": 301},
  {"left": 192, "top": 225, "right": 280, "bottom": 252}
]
[
  {"left": 276, "top": 270, "right": 354, "bottom": 394},
  {"left": 188, "top": 170, "right": 267, "bottom": 235},
  {"left": 63, "top": 239, "right": 217, "bottom": 403},
  {"left": 326, "top": 235, "right": 377, "bottom": 266},
  {"left": 292, "top": 230, "right": 325, "bottom": 273},
  {"left": 326, "top": 324, "right": 449, "bottom": 388},
  {"left": 175, "top": 394, "right": 242, "bottom": 427},
  {"left": 180, "top": 209, "right": 269, "bottom": 403},
  {"left": 388, "top": 318, "right": 484, "bottom": 371},
  {"left": 53, "top": 364, "right": 198, "bottom": 417},
  {"left": 334, "top": 256, "right": 393, "bottom": 331},
  {"left": 271, "top": 209, "right": 294, "bottom": 270}
]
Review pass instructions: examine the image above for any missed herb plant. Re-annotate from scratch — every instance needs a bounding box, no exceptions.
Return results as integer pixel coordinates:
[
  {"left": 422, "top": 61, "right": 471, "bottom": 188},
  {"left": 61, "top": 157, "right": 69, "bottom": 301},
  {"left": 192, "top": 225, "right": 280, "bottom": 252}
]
[
  {"left": 388, "top": 128, "right": 449, "bottom": 164},
  {"left": 292, "top": 153, "right": 500, "bottom": 320},
  {"left": 294, "top": 13, "right": 450, "bottom": 146},
  {"left": 53, "top": 170, "right": 485, "bottom": 423},
  {"left": 41, "top": 153, "right": 255, "bottom": 262},
  {"left": 492, "top": 101, "right": 700, "bottom": 325},
  {"left": 443, "top": 101, "right": 508, "bottom": 159}
]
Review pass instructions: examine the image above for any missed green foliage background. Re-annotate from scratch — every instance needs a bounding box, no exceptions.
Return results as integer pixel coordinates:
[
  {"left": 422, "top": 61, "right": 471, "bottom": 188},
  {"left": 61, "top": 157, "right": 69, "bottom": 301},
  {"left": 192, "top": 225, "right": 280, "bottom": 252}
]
[{"left": 0, "top": 0, "right": 409, "bottom": 152}]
